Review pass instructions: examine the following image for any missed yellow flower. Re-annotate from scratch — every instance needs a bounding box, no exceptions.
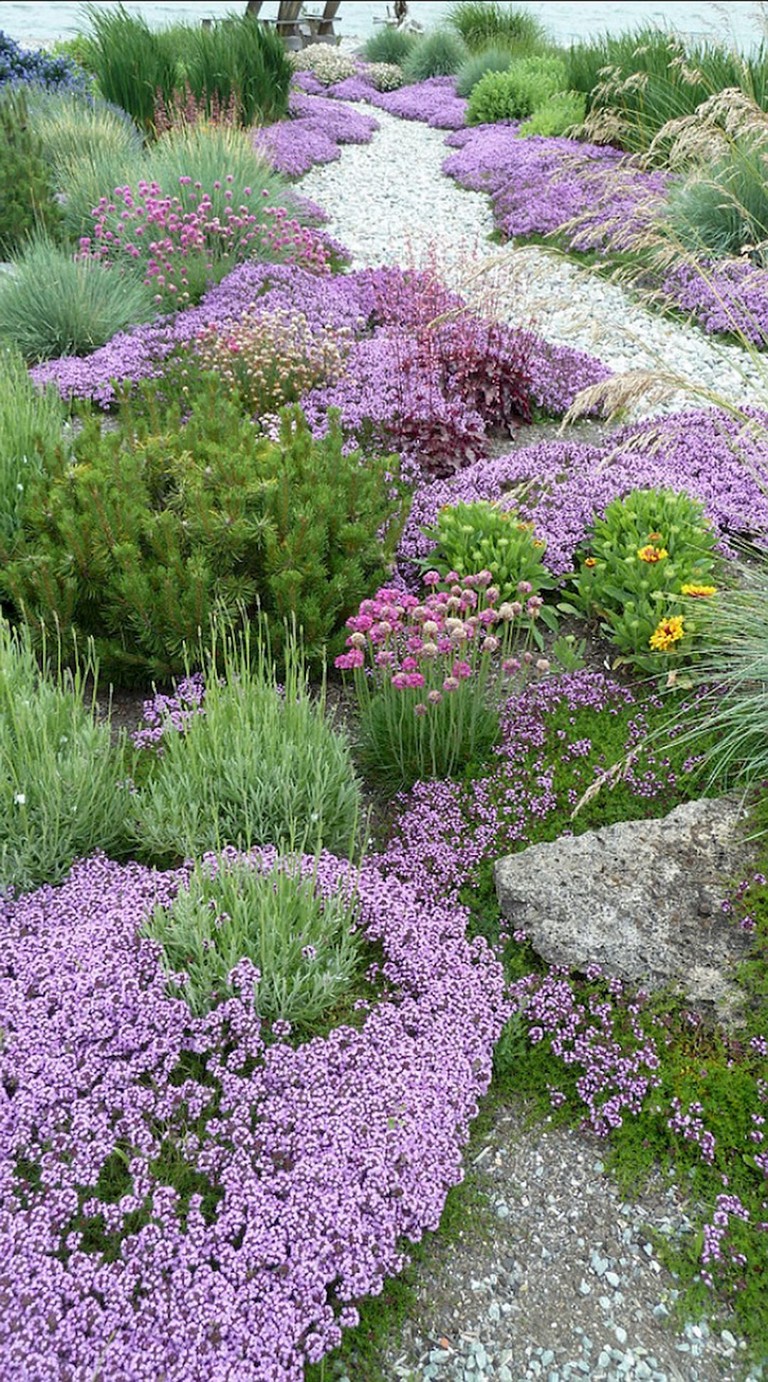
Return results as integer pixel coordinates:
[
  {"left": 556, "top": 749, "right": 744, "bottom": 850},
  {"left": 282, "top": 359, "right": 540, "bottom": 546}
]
[
  {"left": 649, "top": 615, "right": 685, "bottom": 652},
  {"left": 584, "top": 557, "right": 597, "bottom": 568},
  {"left": 681, "top": 583, "right": 717, "bottom": 598},
  {"left": 637, "top": 544, "right": 669, "bottom": 563}
]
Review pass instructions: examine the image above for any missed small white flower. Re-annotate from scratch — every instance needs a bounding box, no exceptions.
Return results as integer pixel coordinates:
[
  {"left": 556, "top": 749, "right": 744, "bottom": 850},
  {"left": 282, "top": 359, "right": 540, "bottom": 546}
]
[{"left": 13, "top": 793, "right": 26, "bottom": 806}]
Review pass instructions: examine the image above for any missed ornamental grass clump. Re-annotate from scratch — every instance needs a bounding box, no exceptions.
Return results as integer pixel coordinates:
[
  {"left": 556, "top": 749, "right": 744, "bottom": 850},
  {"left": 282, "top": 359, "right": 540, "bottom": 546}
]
[
  {"left": 401, "top": 30, "right": 468, "bottom": 84},
  {"left": 0, "top": 619, "right": 131, "bottom": 896},
  {"left": 0, "top": 234, "right": 155, "bottom": 363},
  {"left": 336, "top": 571, "right": 539, "bottom": 788},
  {"left": 362, "top": 25, "right": 418, "bottom": 67},
  {"left": 133, "top": 622, "right": 362, "bottom": 864},
  {"left": 455, "top": 45, "right": 514, "bottom": 99},
  {"left": 448, "top": 1, "right": 549, "bottom": 57},
  {"left": 571, "top": 487, "right": 722, "bottom": 672},
  {"left": 144, "top": 850, "right": 364, "bottom": 1026},
  {"left": 0, "top": 344, "right": 65, "bottom": 546}
]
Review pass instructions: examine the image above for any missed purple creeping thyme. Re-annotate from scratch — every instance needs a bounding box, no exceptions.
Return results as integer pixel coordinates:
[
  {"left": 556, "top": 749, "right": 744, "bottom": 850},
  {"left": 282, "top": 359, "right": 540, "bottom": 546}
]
[
  {"left": 377, "top": 669, "right": 684, "bottom": 908},
  {"left": 507, "top": 969, "right": 662, "bottom": 1136},
  {"left": 442, "top": 127, "right": 667, "bottom": 249},
  {"left": 253, "top": 90, "right": 379, "bottom": 177},
  {"left": 397, "top": 410, "right": 768, "bottom": 581},
  {"left": 0, "top": 849, "right": 507, "bottom": 1379},
  {"left": 660, "top": 257, "right": 768, "bottom": 345}
]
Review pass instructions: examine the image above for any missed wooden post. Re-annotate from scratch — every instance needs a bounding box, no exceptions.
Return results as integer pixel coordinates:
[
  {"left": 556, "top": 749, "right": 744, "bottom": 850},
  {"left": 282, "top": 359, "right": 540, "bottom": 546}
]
[
  {"left": 317, "top": 1, "right": 342, "bottom": 37},
  {"left": 245, "top": 1, "right": 264, "bottom": 15}
]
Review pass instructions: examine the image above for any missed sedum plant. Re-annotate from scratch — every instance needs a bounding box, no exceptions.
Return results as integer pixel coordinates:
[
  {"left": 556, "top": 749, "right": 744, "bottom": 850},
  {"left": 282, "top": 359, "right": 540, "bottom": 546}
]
[
  {"left": 132, "top": 622, "right": 362, "bottom": 864},
  {"left": 419, "top": 498, "right": 556, "bottom": 634},
  {"left": 571, "top": 487, "right": 722, "bottom": 671},
  {"left": 143, "top": 850, "right": 364, "bottom": 1025},
  {"left": 289, "top": 43, "right": 359, "bottom": 85}
]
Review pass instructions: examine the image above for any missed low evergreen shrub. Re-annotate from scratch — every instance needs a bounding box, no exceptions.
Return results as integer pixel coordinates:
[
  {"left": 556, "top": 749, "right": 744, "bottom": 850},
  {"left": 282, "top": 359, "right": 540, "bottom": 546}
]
[
  {"left": 0, "top": 88, "right": 62, "bottom": 256},
  {"left": 2, "top": 385, "right": 408, "bottom": 683},
  {"left": 467, "top": 54, "right": 567, "bottom": 124}
]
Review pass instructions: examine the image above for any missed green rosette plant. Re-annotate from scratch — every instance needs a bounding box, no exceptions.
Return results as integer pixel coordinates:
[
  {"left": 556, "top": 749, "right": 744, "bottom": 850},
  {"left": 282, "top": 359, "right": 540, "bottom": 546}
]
[
  {"left": 419, "top": 499, "right": 558, "bottom": 642},
  {"left": 570, "top": 487, "right": 722, "bottom": 672},
  {"left": 335, "top": 570, "right": 548, "bottom": 789}
]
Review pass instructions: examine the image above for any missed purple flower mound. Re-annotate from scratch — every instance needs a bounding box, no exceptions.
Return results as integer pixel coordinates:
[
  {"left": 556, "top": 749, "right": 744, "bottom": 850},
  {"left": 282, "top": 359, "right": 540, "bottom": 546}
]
[
  {"left": 660, "top": 257, "right": 768, "bottom": 346},
  {"left": 253, "top": 90, "right": 378, "bottom": 177},
  {"left": 397, "top": 409, "right": 768, "bottom": 578},
  {"left": 442, "top": 127, "right": 667, "bottom": 250},
  {"left": 364, "top": 76, "right": 468, "bottom": 130},
  {"left": 31, "top": 262, "right": 371, "bottom": 407},
  {"left": 0, "top": 849, "right": 507, "bottom": 1380}
]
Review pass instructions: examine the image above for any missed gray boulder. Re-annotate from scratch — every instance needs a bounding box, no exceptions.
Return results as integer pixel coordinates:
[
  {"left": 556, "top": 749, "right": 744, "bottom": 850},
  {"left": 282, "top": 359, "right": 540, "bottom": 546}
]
[{"left": 494, "top": 797, "right": 756, "bottom": 1022}]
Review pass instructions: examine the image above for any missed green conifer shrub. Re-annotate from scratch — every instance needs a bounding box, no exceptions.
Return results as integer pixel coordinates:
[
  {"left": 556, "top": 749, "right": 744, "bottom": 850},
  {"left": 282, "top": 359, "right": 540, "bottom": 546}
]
[
  {"left": 467, "top": 54, "right": 567, "bottom": 123},
  {"left": 0, "top": 88, "right": 62, "bottom": 256},
  {"left": 2, "top": 382, "right": 408, "bottom": 684}
]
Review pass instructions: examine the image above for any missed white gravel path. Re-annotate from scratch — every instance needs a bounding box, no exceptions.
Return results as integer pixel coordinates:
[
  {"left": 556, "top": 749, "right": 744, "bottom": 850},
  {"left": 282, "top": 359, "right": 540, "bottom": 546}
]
[{"left": 300, "top": 107, "right": 768, "bottom": 420}]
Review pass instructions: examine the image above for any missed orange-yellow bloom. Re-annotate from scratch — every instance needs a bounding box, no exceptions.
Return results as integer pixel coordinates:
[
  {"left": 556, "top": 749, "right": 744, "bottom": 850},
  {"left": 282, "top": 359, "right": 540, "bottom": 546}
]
[
  {"left": 584, "top": 557, "right": 597, "bottom": 568},
  {"left": 637, "top": 544, "right": 668, "bottom": 563},
  {"left": 681, "top": 583, "right": 717, "bottom": 598},
  {"left": 649, "top": 615, "right": 685, "bottom": 652}
]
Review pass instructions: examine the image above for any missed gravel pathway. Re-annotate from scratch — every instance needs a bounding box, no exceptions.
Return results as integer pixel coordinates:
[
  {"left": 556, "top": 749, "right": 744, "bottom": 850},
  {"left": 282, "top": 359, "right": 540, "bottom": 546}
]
[
  {"left": 300, "top": 103, "right": 766, "bottom": 1381},
  {"left": 300, "top": 106, "right": 768, "bottom": 420}
]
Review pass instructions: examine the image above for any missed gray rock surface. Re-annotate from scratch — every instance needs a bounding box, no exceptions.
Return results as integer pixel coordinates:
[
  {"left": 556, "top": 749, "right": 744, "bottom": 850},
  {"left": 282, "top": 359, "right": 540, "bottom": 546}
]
[{"left": 495, "top": 798, "right": 756, "bottom": 1020}]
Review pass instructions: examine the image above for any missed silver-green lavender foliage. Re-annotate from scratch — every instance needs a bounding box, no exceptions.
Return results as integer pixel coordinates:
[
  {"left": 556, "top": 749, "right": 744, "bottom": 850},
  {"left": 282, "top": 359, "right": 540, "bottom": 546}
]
[
  {"left": 144, "top": 851, "right": 363, "bottom": 1024},
  {"left": 133, "top": 624, "right": 362, "bottom": 865},
  {"left": 0, "top": 621, "right": 131, "bottom": 895}
]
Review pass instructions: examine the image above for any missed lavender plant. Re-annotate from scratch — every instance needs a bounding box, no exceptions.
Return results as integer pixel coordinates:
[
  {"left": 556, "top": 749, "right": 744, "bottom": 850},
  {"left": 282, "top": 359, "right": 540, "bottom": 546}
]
[
  {"left": 0, "top": 619, "right": 131, "bottom": 894},
  {"left": 132, "top": 622, "right": 362, "bottom": 864},
  {"left": 144, "top": 850, "right": 364, "bottom": 1025}
]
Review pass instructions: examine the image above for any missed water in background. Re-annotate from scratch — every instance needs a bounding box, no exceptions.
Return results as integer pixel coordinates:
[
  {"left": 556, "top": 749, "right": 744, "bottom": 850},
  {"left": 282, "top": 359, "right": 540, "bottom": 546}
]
[{"left": 0, "top": 0, "right": 765, "bottom": 51}]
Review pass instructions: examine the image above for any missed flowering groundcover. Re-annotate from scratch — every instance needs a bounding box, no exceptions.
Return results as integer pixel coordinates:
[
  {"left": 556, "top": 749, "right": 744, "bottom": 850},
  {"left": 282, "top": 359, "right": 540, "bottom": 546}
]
[{"left": 0, "top": 849, "right": 507, "bottom": 1380}]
